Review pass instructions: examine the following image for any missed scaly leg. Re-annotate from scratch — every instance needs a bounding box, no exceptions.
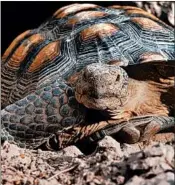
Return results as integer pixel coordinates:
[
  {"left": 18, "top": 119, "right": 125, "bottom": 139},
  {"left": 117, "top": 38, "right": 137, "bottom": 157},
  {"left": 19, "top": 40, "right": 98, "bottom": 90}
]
[
  {"left": 1, "top": 78, "right": 86, "bottom": 149},
  {"left": 78, "top": 115, "right": 175, "bottom": 144}
]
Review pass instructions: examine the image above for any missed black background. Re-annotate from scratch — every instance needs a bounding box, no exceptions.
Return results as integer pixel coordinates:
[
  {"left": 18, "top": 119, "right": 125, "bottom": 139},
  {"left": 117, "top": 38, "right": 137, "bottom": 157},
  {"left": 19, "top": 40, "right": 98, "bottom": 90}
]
[{"left": 1, "top": 1, "right": 136, "bottom": 53}]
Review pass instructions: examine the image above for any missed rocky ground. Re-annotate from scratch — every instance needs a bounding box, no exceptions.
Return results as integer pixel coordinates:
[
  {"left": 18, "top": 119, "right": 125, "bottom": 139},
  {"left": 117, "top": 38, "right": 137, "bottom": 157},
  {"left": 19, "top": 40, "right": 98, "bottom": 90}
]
[
  {"left": 1, "top": 2, "right": 175, "bottom": 185},
  {"left": 1, "top": 134, "right": 174, "bottom": 185}
]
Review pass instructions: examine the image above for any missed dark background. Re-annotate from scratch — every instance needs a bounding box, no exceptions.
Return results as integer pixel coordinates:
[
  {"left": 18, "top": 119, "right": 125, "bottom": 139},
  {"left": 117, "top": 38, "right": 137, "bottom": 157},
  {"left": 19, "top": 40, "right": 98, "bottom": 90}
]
[{"left": 1, "top": 1, "right": 136, "bottom": 53}]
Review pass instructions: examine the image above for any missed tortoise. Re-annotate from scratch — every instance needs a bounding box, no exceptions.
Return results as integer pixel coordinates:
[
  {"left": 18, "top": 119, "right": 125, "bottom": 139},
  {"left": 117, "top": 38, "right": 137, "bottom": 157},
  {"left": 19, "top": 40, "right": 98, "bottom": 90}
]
[{"left": 1, "top": 3, "right": 175, "bottom": 150}]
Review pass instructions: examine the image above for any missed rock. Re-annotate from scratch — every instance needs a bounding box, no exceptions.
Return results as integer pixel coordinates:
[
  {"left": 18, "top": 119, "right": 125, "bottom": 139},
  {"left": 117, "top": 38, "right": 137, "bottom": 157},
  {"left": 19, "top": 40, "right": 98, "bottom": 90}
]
[
  {"left": 38, "top": 179, "right": 61, "bottom": 185},
  {"left": 2, "top": 141, "right": 174, "bottom": 185},
  {"left": 125, "top": 176, "right": 144, "bottom": 185},
  {"left": 121, "top": 143, "right": 143, "bottom": 157},
  {"left": 1, "top": 141, "right": 21, "bottom": 160},
  {"left": 126, "top": 144, "right": 174, "bottom": 172},
  {"left": 98, "top": 136, "right": 123, "bottom": 157},
  {"left": 61, "top": 145, "right": 83, "bottom": 157},
  {"left": 145, "top": 172, "right": 174, "bottom": 185}
]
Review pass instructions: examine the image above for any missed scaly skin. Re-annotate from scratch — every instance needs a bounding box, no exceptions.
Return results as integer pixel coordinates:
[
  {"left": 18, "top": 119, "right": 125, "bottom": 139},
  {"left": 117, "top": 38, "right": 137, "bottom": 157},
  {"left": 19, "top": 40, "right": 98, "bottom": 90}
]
[
  {"left": 1, "top": 78, "right": 86, "bottom": 149},
  {"left": 75, "top": 63, "right": 175, "bottom": 144}
]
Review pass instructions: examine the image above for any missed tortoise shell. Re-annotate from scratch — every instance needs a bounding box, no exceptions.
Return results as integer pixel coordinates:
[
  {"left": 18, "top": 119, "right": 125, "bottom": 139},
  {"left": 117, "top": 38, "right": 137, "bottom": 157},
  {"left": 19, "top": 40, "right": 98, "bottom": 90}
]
[
  {"left": 2, "top": 3, "right": 174, "bottom": 109},
  {"left": 1, "top": 3, "right": 175, "bottom": 149}
]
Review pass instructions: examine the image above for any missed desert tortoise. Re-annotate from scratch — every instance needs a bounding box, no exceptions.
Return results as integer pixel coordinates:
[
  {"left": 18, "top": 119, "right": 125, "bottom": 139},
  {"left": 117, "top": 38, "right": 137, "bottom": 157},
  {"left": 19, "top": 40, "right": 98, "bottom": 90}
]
[{"left": 1, "top": 4, "right": 175, "bottom": 150}]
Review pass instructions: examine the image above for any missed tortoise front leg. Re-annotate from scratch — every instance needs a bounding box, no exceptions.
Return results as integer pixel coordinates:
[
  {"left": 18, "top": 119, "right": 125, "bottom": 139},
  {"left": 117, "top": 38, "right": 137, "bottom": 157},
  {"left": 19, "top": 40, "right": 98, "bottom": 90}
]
[
  {"left": 139, "top": 116, "right": 175, "bottom": 142},
  {"left": 47, "top": 119, "right": 132, "bottom": 149},
  {"left": 38, "top": 115, "right": 175, "bottom": 149},
  {"left": 105, "top": 115, "right": 175, "bottom": 144},
  {"left": 71, "top": 115, "right": 175, "bottom": 145},
  {"left": 1, "top": 79, "right": 86, "bottom": 149}
]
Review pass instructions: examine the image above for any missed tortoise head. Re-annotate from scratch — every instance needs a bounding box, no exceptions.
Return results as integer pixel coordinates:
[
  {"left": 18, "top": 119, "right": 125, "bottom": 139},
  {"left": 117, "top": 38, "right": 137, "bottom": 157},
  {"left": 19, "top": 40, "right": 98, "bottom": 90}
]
[{"left": 75, "top": 63, "right": 129, "bottom": 111}]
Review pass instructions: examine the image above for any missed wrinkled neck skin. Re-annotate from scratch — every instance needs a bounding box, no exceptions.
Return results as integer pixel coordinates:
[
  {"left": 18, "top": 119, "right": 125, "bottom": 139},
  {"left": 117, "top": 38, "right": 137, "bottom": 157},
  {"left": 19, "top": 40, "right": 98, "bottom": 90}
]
[
  {"left": 70, "top": 63, "right": 174, "bottom": 121},
  {"left": 107, "top": 64, "right": 174, "bottom": 120}
]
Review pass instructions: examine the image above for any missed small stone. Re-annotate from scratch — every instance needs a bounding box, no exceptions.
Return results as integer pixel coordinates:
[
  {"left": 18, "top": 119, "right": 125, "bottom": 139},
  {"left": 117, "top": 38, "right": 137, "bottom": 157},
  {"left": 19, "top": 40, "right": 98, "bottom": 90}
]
[
  {"left": 125, "top": 176, "right": 144, "bottom": 185},
  {"left": 38, "top": 179, "right": 59, "bottom": 185},
  {"left": 122, "top": 143, "right": 143, "bottom": 157},
  {"left": 116, "top": 175, "right": 125, "bottom": 184},
  {"left": 146, "top": 172, "right": 174, "bottom": 185},
  {"left": 20, "top": 154, "right": 25, "bottom": 159},
  {"left": 37, "top": 158, "right": 43, "bottom": 164},
  {"left": 98, "top": 136, "right": 123, "bottom": 157},
  {"left": 62, "top": 145, "right": 83, "bottom": 157}
]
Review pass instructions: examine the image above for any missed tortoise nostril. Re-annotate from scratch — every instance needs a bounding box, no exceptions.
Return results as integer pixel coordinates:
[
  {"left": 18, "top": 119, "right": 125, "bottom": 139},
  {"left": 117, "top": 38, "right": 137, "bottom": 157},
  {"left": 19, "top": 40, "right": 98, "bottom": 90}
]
[{"left": 116, "top": 75, "right": 120, "bottom": 81}]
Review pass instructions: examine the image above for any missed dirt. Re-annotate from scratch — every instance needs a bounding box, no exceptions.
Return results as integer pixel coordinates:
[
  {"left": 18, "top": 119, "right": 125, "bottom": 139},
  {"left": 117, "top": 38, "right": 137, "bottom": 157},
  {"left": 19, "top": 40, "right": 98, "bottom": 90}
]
[{"left": 1, "top": 134, "right": 175, "bottom": 185}]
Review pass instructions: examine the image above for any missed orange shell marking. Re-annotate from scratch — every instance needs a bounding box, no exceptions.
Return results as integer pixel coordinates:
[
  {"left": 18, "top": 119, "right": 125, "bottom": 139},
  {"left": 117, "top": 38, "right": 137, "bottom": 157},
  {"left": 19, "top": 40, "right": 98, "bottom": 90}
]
[
  {"left": 28, "top": 41, "right": 60, "bottom": 73},
  {"left": 2, "top": 30, "right": 31, "bottom": 62},
  {"left": 127, "top": 9, "right": 160, "bottom": 22},
  {"left": 55, "top": 4, "right": 99, "bottom": 19},
  {"left": 53, "top": 3, "right": 79, "bottom": 17},
  {"left": 139, "top": 52, "right": 166, "bottom": 63},
  {"left": 67, "top": 11, "right": 107, "bottom": 25},
  {"left": 81, "top": 23, "right": 119, "bottom": 41},
  {"left": 8, "top": 34, "right": 44, "bottom": 68},
  {"left": 132, "top": 17, "right": 164, "bottom": 31},
  {"left": 109, "top": 5, "right": 143, "bottom": 11}
]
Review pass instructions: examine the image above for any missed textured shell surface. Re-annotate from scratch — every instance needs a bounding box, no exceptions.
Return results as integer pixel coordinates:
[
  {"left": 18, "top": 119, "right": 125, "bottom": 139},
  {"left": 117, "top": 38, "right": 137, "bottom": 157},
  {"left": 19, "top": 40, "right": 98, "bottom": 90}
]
[
  {"left": 2, "top": 3, "right": 175, "bottom": 107},
  {"left": 1, "top": 3, "right": 175, "bottom": 149}
]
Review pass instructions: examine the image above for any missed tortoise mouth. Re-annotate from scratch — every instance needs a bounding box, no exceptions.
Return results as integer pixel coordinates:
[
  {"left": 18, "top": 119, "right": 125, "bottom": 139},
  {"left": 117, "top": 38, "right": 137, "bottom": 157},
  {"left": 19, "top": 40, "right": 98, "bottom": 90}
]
[
  {"left": 75, "top": 91, "right": 100, "bottom": 109},
  {"left": 75, "top": 90, "right": 128, "bottom": 111}
]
